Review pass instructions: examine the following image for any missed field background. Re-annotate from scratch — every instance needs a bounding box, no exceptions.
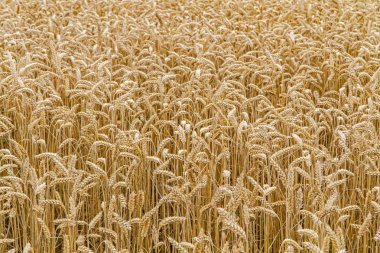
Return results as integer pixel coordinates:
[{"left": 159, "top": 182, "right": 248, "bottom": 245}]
[{"left": 0, "top": 0, "right": 380, "bottom": 252}]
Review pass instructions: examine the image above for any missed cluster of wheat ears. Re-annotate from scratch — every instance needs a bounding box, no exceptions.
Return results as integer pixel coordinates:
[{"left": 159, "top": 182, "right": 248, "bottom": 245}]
[{"left": 0, "top": 0, "right": 379, "bottom": 252}]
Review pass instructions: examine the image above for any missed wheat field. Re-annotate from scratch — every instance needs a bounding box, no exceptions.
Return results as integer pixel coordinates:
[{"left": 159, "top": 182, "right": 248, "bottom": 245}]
[{"left": 0, "top": 0, "right": 379, "bottom": 252}]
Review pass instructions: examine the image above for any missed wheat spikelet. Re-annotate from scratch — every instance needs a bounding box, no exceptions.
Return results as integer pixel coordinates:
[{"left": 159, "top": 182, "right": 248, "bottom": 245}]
[
  {"left": 104, "top": 240, "right": 118, "bottom": 253},
  {"left": 89, "top": 212, "right": 103, "bottom": 230},
  {"left": 37, "top": 218, "right": 51, "bottom": 239},
  {"left": 297, "top": 228, "right": 319, "bottom": 240},
  {"left": 77, "top": 245, "right": 94, "bottom": 253},
  {"left": 167, "top": 237, "right": 188, "bottom": 253},
  {"left": 159, "top": 216, "right": 187, "bottom": 230},
  {"left": 358, "top": 212, "right": 372, "bottom": 238},
  {"left": 113, "top": 212, "right": 132, "bottom": 232},
  {"left": 301, "top": 242, "right": 323, "bottom": 253},
  {"left": 281, "top": 239, "right": 303, "bottom": 251},
  {"left": 251, "top": 206, "right": 279, "bottom": 219}
]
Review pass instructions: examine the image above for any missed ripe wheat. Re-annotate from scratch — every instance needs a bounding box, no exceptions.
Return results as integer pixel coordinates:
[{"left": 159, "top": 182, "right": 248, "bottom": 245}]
[{"left": 0, "top": 0, "right": 380, "bottom": 252}]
